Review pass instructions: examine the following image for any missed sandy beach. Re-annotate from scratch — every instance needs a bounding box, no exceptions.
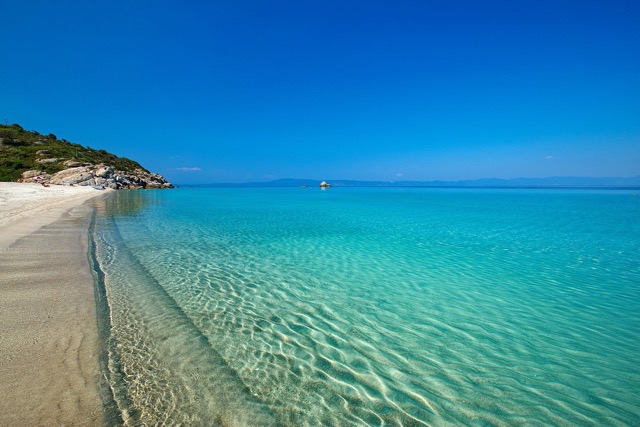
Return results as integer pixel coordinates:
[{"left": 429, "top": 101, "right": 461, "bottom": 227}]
[{"left": 0, "top": 183, "right": 112, "bottom": 426}]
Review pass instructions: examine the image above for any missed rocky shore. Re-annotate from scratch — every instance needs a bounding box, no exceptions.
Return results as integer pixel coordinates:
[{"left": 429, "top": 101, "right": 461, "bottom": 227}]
[
  {"left": 1, "top": 123, "right": 174, "bottom": 189},
  {"left": 21, "top": 161, "right": 173, "bottom": 190}
]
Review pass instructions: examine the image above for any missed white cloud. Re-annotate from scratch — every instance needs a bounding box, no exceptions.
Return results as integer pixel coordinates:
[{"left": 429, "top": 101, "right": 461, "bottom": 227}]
[
  {"left": 175, "top": 167, "right": 202, "bottom": 171},
  {"left": 545, "top": 155, "right": 555, "bottom": 160}
]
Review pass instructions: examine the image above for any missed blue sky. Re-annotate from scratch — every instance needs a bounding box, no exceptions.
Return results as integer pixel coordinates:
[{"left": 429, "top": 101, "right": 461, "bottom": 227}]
[{"left": 2, "top": 0, "right": 639, "bottom": 183}]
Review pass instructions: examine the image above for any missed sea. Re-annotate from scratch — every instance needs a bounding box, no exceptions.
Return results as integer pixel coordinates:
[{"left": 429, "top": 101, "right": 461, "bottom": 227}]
[{"left": 88, "top": 187, "right": 640, "bottom": 426}]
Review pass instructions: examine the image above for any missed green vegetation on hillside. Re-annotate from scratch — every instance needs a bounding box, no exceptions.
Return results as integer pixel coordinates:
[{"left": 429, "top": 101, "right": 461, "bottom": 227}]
[{"left": 0, "top": 123, "right": 148, "bottom": 181}]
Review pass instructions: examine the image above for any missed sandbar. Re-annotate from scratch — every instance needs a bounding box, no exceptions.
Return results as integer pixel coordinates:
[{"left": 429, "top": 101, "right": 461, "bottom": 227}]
[{"left": 0, "top": 182, "right": 113, "bottom": 426}]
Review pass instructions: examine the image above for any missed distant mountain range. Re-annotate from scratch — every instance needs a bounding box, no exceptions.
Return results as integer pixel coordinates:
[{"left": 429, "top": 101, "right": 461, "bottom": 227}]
[{"left": 206, "top": 176, "right": 640, "bottom": 188}]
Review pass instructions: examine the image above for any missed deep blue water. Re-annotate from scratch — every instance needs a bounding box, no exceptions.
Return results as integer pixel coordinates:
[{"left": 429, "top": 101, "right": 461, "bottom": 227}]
[{"left": 91, "top": 187, "right": 640, "bottom": 426}]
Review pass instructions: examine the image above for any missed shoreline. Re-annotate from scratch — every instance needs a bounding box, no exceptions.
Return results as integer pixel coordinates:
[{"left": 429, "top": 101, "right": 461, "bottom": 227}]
[{"left": 0, "top": 183, "right": 113, "bottom": 426}]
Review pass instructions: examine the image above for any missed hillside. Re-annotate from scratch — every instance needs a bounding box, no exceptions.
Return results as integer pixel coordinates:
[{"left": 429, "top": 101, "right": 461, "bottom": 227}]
[{"left": 0, "top": 123, "right": 172, "bottom": 189}]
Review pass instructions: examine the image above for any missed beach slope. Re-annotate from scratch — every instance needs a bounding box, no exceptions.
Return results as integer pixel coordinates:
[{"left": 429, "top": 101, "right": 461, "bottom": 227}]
[{"left": 0, "top": 183, "right": 111, "bottom": 426}]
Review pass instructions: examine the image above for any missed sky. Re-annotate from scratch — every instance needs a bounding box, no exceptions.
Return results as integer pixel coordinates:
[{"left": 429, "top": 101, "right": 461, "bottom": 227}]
[{"left": 2, "top": 0, "right": 639, "bottom": 184}]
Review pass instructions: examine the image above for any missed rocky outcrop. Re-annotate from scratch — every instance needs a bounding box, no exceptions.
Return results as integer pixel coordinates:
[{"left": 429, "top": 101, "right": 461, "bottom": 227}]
[
  {"left": 63, "top": 160, "right": 89, "bottom": 168},
  {"left": 47, "top": 167, "right": 95, "bottom": 186},
  {"left": 23, "top": 164, "right": 173, "bottom": 190},
  {"left": 21, "top": 170, "right": 49, "bottom": 180},
  {"left": 36, "top": 157, "right": 60, "bottom": 164},
  {"left": 1, "top": 123, "right": 174, "bottom": 187}
]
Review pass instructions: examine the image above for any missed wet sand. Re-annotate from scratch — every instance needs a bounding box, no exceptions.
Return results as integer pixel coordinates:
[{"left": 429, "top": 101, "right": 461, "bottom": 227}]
[{"left": 0, "top": 183, "right": 112, "bottom": 426}]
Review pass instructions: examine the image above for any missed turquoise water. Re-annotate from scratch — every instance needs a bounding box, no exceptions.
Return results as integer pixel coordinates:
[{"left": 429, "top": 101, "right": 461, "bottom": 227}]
[{"left": 91, "top": 187, "right": 640, "bottom": 426}]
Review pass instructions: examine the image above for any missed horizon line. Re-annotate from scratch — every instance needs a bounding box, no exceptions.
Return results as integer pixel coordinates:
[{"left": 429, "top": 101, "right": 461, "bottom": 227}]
[{"left": 172, "top": 175, "right": 640, "bottom": 189}]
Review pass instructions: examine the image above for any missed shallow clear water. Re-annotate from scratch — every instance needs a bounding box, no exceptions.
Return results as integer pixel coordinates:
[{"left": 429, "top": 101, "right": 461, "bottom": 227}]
[{"left": 91, "top": 187, "right": 640, "bottom": 426}]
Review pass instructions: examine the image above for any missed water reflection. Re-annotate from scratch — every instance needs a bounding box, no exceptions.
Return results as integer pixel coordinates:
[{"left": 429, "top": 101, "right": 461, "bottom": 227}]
[{"left": 92, "top": 189, "right": 162, "bottom": 218}]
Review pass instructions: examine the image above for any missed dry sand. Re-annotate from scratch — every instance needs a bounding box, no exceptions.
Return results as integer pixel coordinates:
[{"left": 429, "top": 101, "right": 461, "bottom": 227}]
[{"left": 0, "top": 182, "right": 113, "bottom": 426}]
